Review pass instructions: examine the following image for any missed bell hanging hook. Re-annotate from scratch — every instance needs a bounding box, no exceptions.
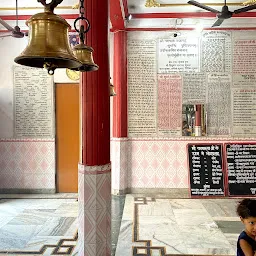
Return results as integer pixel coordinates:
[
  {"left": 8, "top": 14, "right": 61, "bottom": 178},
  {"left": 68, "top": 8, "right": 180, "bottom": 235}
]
[
  {"left": 73, "top": 0, "right": 91, "bottom": 44},
  {"left": 70, "top": 0, "right": 99, "bottom": 72},
  {"left": 74, "top": 17, "right": 90, "bottom": 44},
  {"left": 37, "top": 0, "right": 63, "bottom": 12}
]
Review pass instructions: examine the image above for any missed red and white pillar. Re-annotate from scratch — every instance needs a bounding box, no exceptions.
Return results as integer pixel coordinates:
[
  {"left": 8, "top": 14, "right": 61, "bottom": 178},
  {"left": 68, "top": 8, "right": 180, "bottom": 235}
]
[
  {"left": 78, "top": 0, "right": 111, "bottom": 255},
  {"left": 195, "top": 104, "right": 202, "bottom": 136},
  {"left": 111, "top": 31, "right": 128, "bottom": 194}
]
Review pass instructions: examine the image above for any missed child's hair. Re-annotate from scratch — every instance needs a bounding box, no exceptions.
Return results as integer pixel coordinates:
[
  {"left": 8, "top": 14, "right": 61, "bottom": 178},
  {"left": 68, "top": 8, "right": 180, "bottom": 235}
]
[{"left": 237, "top": 199, "right": 256, "bottom": 218}]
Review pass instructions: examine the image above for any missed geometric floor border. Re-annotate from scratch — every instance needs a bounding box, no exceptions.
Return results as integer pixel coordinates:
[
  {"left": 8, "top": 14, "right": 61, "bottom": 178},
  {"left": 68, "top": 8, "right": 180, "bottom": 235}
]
[
  {"left": 0, "top": 231, "right": 78, "bottom": 255},
  {"left": 132, "top": 197, "right": 232, "bottom": 256}
]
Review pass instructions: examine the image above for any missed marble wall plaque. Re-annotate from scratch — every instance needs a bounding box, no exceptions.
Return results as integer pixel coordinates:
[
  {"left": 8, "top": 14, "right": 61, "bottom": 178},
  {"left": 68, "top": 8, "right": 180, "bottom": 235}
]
[{"left": 13, "top": 66, "right": 54, "bottom": 138}]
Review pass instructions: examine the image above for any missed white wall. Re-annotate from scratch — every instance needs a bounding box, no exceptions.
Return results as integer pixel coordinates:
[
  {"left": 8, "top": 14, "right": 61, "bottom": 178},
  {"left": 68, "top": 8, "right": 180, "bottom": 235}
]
[
  {"left": 0, "top": 36, "right": 56, "bottom": 192},
  {"left": 0, "top": 36, "right": 28, "bottom": 138}
]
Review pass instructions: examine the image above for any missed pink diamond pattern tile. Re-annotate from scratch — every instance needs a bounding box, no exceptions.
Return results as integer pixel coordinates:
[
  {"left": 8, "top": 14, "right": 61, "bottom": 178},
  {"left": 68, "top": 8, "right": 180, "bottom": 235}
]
[
  {"left": 111, "top": 138, "right": 255, "bottom": 193},
  {"left": 155, "top": 168, "right": 165, "bottom": 188},
  {"left": 173, "top": 159, "right": 181, "bottom": 169},
  {"left": 79, "top": 164, "right": 111, "bottom": 256},
  {"left": 151, "top": 143, "right": 159, "bottom": 154},
  {"left": 162, "top": 143, "right": 170, "bottom": 153},
  {"left": 127, "top": 139, "right": 243, "bottom": 189},
  {"left": 0, "top": 140, "right": 55, "bottom": 190},
  {"left": 141, "top": 142, "right": 149, "bottom": 153},
  {"left": 151, "top": 158, "right": 159, "bottom": 169}
]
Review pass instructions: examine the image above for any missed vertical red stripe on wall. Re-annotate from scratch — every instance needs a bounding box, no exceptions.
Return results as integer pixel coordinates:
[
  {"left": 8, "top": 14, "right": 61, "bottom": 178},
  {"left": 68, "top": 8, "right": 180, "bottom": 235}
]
[
  {"left": 113, "top": 31, "right": 128, "bottom": 138},
  {"left": 80, "top": 0, "right": 110, "bottom": 165},
  {"left": 195, "top": 105, "right": 202, "bottom": 126},
  {"left": 122, "top": 0, "right": 129, "bottom": 18}
]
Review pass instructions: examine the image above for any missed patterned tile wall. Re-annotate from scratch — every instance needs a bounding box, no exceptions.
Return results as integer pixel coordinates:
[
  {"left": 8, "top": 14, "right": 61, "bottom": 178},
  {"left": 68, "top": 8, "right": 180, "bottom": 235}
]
[
  {"left": 111, "top": 138, "right": 256, "bottom": 191},
  {"left": 128, "top": 139, "right": 188, "bottom": 189},
  {"left": 78, "top": 164, "right": 111, "bottom": 256},
  {"left": 0, "top": 140, "right": 55, "bottom": 190}
]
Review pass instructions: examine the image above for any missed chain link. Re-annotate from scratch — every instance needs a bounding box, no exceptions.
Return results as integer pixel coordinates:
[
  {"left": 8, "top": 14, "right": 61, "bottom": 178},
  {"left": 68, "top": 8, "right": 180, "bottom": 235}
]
[
  {"left": 73, "top": 0, "right": 90, "bottom": 43},
  {"left": 79, "top": 0, "right": 84, "bottom": 17}
]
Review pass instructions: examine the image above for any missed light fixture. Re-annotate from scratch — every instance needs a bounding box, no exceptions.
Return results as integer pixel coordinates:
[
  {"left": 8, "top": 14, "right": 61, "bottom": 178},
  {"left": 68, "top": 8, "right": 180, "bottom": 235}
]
[
  {"left": 125, "top": 14, "right": 132, "bottom": 22},
  {"left": 70, "top": 0, "right": 99, "bottom": 72},
  {"left": 14, "top": 0, "right": 82, "bottom": 75},
  {"left": 173, "top": 31, "right": 181, "bottom": 37},
  {"left": 172, "top": 18, "right": 182, "bottom": 37}
]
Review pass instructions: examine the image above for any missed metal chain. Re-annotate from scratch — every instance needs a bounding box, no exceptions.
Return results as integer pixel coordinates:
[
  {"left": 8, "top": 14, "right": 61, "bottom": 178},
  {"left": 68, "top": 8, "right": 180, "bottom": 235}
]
[
  {"left": 73, "top": 0, "right": 90, "bottom": 44},
  {"left": 16, "top": 0, "right": 18, "bottom": 27},
  {"left": 79, "top": 0, "right": 84, "bottom": 17}
]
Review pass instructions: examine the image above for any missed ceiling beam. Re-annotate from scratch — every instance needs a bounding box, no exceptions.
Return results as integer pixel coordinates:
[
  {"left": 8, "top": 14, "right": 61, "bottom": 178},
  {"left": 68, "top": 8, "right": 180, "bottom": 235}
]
[
  {"left": 0, "top": 14, "right": 79, "bottom": 20},
  {"left": 131, "top": 12, "right": 256, "bottom": 19},
  {"left": 0, "top": 6, "right": 76, "bottom": 11},
  {"left": 145, "top": 0, "right": 246, "bottom": 7}
]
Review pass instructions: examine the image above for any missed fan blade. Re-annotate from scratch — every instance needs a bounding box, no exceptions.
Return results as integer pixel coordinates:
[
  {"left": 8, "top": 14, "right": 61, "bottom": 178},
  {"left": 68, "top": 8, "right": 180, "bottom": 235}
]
[
  {"left": 212, "top": 18, "right": 224, "bottom": 27},
  {"left": 234, "top": 3, "right": 256, "bottom": 14},
  {"left": 12, "top": 30, "right": 24, "bottom": 38},
  {"left": 0, "top": 33, "right": 12, "bottom": 38},
  {"left": 187, "top": 1, "right": 220, "bottom": 13},
  {"left": 0, "top": 18, "right": 15, "bottom": 32}
]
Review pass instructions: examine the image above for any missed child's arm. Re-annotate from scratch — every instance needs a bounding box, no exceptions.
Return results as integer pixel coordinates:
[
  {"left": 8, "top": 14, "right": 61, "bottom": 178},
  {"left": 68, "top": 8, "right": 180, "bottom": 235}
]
[{"left": 240, "top": 239, "right": 254, "bottom": 256}]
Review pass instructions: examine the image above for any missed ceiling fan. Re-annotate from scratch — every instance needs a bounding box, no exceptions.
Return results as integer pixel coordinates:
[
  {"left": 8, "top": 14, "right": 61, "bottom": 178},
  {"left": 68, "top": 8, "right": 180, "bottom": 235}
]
[
  {"left": 187, "top": 0, "right": 256, "bottom": 27},
  {"left": 0, "top": 0, "right": 25, "bottom": 38}
]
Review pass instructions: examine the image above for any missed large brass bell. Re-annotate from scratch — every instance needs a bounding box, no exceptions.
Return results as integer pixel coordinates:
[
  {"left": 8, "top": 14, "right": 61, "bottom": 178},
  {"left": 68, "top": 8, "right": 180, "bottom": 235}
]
[{"left": 14, "top": 0, "right": 81, "bottom": 74}]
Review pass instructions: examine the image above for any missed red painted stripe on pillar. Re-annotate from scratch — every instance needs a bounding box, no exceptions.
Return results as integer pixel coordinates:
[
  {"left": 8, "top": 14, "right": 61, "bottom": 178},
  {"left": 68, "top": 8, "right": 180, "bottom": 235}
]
[
  {"left": 113, "top": 31, "right": 128, "bottom": 138},
  {"left": 122, "top": 0, "right": 129, "bottom": 18},
  {"left": 80, "top": 0, "right": 110, "bottom": 165},
  {"left": 110, "top": 0, "right": 125, "bottom": 30}
]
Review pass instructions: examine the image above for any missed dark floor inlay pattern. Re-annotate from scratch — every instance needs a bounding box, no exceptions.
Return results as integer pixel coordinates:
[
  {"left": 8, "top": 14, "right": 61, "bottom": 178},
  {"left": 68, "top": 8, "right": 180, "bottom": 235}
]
[{"left": 0, "top": 232, "right": 78, "bottom": 255}]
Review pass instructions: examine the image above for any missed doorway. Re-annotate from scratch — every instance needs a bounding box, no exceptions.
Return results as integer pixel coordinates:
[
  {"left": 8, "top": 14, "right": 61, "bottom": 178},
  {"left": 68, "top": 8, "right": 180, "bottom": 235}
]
[{"left": 56, "top": 83, "right": 79, "bottom": 192}]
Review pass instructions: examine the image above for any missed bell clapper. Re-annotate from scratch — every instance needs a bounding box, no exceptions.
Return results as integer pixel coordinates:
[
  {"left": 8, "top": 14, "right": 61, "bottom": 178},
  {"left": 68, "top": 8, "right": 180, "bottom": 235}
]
[{"left": 43, "top": 62, "right": 57, "bottom": 75}]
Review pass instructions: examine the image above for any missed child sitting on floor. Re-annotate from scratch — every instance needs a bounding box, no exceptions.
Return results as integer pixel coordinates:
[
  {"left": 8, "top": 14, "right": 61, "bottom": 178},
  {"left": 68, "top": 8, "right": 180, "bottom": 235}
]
[{"left": 237, "top": 199, "right": 256, "bottom": 256}]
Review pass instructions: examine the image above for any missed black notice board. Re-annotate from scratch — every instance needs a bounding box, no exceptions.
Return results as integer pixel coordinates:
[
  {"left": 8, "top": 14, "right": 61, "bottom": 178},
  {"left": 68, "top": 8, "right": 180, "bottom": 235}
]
[
  {"left": 226, "top": 143, "right": 256, "bottom": 196},
  {"left": 188, "top": 144, "right": 225, "bottom": 197}
]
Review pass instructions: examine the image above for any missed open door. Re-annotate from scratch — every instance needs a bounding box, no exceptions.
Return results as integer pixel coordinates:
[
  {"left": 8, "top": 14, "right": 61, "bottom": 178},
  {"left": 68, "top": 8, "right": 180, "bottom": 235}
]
[{"left": 56, "top": 83, "right": 79, "bottom": 192}]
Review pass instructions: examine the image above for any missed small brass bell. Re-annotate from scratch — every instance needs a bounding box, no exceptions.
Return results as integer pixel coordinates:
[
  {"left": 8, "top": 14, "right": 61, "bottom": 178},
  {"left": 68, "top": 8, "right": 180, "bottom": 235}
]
[
  {"left": 71, "top": 21, "right": 99, "bottom": 72},
  {"left": 110, "top": 82, "right": 116, "bottom": 97},
  {"left": 14, "top": 0, "right": 81, "bottom": 74},
  {"left": 72, "top": 43, "right": 99, "bottom": 72}
]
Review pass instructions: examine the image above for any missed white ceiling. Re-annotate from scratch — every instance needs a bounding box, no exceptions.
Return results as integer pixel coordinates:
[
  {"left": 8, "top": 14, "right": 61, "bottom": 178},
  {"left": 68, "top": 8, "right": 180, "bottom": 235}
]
[
  {"left": 1, "top": 0, "right": 256, "bottom": 31},
  {"left": 127, "top": 0, "right": 249, "bottom": 14},
  {"left": 0, "top": 0, "right": 78, "bottom": 16},
  {"left": 126, "top": 0, "right": 256, "bottom": 28}
]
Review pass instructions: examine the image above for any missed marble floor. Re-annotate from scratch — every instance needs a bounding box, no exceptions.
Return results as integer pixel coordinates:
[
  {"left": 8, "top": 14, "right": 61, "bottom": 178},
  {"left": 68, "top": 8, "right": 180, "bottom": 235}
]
[
  {"left": 0, "top": 198, "right": 78, "bottom": 255},
  {"left": 0, "top": 195, "right": 245, "bottom": 256},
  {"left": 0, "top": 195, "right": 125, "bottom": 256},
  {"left": 115, "top": 195, "right": 243, "bottom": 256}
]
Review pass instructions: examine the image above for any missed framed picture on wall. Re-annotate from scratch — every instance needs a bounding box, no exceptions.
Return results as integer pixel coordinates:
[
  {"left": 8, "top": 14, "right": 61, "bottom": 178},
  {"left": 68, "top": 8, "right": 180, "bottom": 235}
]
[{"left": 182, "top": 104, "right": 206, "bottom": 136}]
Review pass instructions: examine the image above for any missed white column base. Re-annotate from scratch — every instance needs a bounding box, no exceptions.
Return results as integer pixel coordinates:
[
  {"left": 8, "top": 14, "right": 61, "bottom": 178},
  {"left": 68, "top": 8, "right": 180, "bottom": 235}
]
[{"left": 195, "top": 126, "right": 202, "bottom": 136}]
